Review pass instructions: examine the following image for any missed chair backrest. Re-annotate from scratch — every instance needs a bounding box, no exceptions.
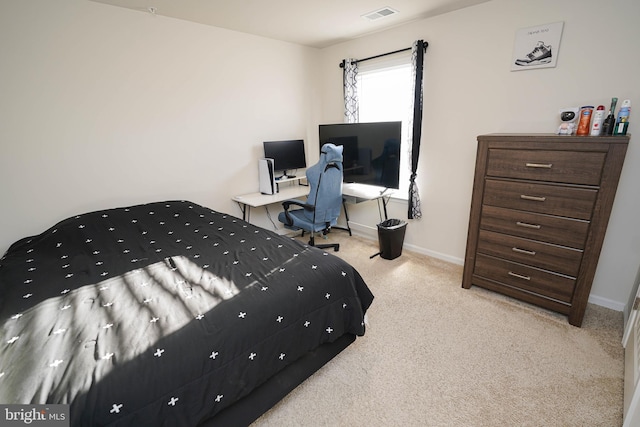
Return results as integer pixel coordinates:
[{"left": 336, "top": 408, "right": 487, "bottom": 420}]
[{"left": 304, "top": 143, "right": 343, "bottom": 224}]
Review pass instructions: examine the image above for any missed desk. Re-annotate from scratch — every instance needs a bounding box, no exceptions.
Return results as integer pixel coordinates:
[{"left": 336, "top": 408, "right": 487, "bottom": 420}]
[
  {"left": 232, "top": 185, "right": 308, "bottom": 222},
  {"left": 342, "top": 183, "right": 390, "bottom": 222},
  {"left": 233, "top": 182, "right": 390, "bottom": 233}
]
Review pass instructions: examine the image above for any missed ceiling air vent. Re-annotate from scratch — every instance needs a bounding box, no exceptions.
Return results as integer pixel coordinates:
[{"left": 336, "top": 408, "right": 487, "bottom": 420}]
[{"left": 362, "top": 7, "right": 399, "bottom": 21}]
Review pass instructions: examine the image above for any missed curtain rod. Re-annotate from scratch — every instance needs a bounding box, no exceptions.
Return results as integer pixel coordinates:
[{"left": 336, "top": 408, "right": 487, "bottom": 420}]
[{"left": 339, "top": 41, "right": 428, "bottom": 68}]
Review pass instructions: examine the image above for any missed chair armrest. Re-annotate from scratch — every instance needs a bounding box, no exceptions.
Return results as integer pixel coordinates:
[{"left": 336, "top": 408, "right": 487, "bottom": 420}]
[
  {"left": 281, "top": 199, "right": 314, "bottom": 226},
  {"left": 282, "top": 199, "right": 314, "bottom": 211}
]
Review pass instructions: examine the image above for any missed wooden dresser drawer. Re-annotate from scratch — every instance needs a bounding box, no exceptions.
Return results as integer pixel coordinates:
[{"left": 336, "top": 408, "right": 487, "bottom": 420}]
[
  {"left": 487, "top": 149, "right": 606, "bottom": 185},
  {"left": 480, "top": 205, "right": 589, "bottom": 249},
  {"left": 477, "top": 229, "right": 583, "bottom": 277},
  {"left": 484, "top": 179, "right": 597, "bottom": 220},
  {"left": 474, "top": 254, "right": 575, "bottom": 303}
]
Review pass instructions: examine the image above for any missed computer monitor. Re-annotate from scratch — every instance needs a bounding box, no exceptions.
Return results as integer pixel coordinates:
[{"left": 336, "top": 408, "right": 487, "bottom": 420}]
[
  {"left": 319, "top": 122, "right": 401, "bottom": 189},
  {"left": 263, "top": 139, "right": 307, "bottom": 178}
]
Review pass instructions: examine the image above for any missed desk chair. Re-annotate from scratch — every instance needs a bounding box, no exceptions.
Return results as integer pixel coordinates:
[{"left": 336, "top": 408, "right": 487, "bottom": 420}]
[{"left": 278, "top": 143, "right": 343, "bottom": 251}]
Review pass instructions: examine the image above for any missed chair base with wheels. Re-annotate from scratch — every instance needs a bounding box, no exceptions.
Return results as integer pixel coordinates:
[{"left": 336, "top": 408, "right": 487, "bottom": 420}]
[
  {"left": 279, "top": 200, "right": 340, "bottom": 252},
  {"left": 301, "top": 229, "right": 340, "bottom": 252}
]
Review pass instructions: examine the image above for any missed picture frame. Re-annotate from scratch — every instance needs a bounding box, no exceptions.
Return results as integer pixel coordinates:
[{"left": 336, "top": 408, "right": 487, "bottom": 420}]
[{"left": 511, "top": 22, "right": 564, "bottom": 71}]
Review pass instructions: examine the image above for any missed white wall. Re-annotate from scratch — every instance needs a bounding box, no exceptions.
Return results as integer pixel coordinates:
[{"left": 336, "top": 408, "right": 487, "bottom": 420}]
[
  {"left": 1, "top": 0, "right": 639, "bottom": 312},
  {"left": 318, "top": 0, "right": 640, "bottom": 310},
  {"left": 0, "top": 0, "right": 319, "bottom": 252}
]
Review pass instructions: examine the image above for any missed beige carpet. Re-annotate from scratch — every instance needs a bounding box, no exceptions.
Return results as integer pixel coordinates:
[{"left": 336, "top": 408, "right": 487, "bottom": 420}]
[{"left": 253, "top": 233, "right": 624, "bottom": 427}]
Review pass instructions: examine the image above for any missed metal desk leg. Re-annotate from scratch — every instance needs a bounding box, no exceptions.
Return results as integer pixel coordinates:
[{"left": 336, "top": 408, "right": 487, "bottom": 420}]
[
  {"left": 378, "top": 196, "right": 389, "bottom": 221},
  {"left": 236, "top": 202, "right": 250, "bottom": 222},
  {"left": 333, "top": 199, "right": 352, "bottom": 236}
]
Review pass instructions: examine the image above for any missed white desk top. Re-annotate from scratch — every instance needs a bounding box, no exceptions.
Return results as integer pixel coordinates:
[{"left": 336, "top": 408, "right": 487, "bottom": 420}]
[
  {"left": 232, "top": 185, "right": 309, "bottom": 208},
  {"left": 232, "top": 182, "right": 389, "bottom": 208},
  {"left": 342, "top": 183, "right": 389, "bottom": 200},
  {"left": 274, "top": 173, "right": 306, "bottom": 184}
]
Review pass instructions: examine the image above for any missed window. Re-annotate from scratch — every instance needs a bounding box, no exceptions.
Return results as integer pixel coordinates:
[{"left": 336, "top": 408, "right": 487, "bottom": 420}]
[{"left": 356, "top": 54, "right": 412, "bottom": 197}]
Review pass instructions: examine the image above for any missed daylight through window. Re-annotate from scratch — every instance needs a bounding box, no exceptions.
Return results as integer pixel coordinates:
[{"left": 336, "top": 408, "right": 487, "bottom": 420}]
[{"left": 356, "top": 54, "right": 412, "bottom": 197}]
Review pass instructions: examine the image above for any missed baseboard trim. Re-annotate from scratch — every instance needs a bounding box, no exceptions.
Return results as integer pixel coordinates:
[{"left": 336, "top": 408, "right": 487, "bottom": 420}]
[
  {"left": 347, "top": 221, "right": 622, "bottom": 312},
  {"left": 347, "top": 221, "right": 464, "bottom": 265},
  {"left": 346, "top": 222, "right": 377, "bottom": 239},
  {"left": 403, "top": 243, "right": 464, "bottom": 266},
  {"left": 587, "top": 294, "right": 625, "bottom": 312}
]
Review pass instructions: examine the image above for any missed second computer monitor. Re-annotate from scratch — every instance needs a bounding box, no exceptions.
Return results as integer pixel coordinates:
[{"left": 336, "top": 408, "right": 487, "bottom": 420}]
[{"left": 263, "top": 139, "right": 306, "bottom": 178}]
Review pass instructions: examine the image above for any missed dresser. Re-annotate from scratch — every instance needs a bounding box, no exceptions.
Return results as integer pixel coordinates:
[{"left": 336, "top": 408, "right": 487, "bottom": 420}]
[{"left": 462, "top": 134, "right": 629, "bottom": 326}]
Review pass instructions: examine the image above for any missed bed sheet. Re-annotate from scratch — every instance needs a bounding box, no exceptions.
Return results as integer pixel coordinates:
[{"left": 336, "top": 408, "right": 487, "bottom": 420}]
[{"left": 0, "top": 201, "right": 373, "bottom": 426}]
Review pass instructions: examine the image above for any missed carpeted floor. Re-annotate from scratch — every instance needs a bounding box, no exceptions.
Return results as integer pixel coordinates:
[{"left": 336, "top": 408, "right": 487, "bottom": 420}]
[{"left": 252, "top": 232, "right": 624, "bottom": 427}]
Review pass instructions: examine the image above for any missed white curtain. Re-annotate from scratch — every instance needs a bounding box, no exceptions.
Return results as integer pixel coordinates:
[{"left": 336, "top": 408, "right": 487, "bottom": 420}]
[{"left": 342, "top": 59, "right": 359, "bottom": 123}]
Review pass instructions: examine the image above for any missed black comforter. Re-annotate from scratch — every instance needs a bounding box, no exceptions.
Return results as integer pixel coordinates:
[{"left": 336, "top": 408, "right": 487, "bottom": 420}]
[{"left": 0, "top": 201, "right": 373, "bottom": 426}]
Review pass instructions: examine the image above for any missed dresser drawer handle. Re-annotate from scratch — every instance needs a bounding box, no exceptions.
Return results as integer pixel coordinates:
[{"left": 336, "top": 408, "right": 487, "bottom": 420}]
[
  {"left": 508, "top": 271, "right": 531, "bottom": 281},
  {"left": 525, "top": 162, "right": 553, "bottom": 169},
  {"left": 520, "top": 194, "right": 546, "bottom": 202},
  {"left": 516, "top": 221, "right": 541, "bottom": 229},
  {"left": 512, "top": 247, "right": 536, "bottom": 256}
]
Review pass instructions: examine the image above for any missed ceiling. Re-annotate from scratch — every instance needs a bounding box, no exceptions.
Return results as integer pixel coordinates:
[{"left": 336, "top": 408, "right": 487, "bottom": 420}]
[{"left": 89, "top": 0, "right": 491, "bottom": 48}]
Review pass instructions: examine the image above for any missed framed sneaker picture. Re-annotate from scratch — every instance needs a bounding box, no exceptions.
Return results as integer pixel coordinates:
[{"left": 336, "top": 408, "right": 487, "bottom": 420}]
[{"left": 511, "top": 21, "right": 564, "bottom": 71}]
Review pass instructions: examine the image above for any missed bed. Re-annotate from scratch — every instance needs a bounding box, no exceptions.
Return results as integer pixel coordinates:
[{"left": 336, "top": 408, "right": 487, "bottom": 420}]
[{"left": 0, "top": 200, "right": 374, "bottom": 426}]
